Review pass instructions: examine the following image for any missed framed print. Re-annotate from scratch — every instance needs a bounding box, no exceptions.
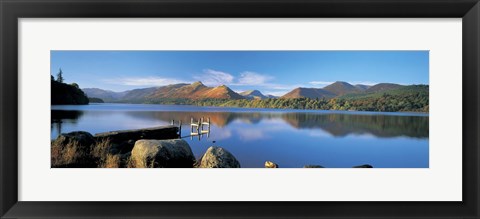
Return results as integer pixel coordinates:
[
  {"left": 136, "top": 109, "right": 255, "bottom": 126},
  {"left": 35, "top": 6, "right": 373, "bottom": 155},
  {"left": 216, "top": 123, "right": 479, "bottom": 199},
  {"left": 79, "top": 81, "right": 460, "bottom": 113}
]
[{"left": 1, "top": 0, "right": 479, "bottom": 218}]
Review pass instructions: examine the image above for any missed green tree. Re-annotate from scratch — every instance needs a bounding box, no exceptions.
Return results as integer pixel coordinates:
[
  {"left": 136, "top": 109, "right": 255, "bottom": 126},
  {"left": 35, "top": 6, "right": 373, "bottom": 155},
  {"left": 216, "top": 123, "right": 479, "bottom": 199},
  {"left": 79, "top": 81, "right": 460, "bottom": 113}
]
[{"left": 56, "top": 68, "right": 64, "bottom": 83}]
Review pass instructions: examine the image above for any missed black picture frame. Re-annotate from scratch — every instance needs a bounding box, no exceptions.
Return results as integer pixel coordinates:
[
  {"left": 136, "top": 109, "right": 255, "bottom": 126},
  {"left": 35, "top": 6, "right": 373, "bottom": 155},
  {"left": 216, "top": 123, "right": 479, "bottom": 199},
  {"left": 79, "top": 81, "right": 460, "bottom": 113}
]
[{"left": 1, "top": 0, "right": 479, "bottom": 218}]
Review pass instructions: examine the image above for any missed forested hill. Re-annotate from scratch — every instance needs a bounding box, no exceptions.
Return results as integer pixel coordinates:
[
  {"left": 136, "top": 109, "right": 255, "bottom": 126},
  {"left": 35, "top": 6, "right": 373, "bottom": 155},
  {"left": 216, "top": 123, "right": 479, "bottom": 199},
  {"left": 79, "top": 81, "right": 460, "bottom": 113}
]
[
  {"left": 51, "top": 80, "right": 89, "bottom": 105},
  {"left": 209, "top": 85, "right": 429, "bottom": 113},
  {"left": 82, "top": 81, "right": 428, "bottom": 112}
]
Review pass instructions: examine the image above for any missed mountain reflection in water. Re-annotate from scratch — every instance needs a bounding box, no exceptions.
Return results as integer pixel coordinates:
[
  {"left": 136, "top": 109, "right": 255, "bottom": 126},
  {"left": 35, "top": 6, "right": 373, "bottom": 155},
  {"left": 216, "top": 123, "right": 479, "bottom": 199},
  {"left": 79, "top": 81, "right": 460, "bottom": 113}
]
[{"left": 51, "top": 104, "right": 429, "bottom": 168}]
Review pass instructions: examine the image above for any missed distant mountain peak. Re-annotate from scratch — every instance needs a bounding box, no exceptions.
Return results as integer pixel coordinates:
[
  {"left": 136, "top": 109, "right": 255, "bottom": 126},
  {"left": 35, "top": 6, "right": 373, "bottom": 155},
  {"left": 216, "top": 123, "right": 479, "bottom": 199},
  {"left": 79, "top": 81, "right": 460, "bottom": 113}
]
[
  {"left": 365, "top": 83, "right": 403, "bottom": 93},
  {"left": 327, "top": 81, "right": 353, "bottom": 86},
  {"left": 202, "top": 84, "right": 244, "bottom": 99},
  {"left": 190, "top": 81, "right": 206, "bottom": 88},
  {"left": 281, "top": 87, "right": 336, "bottom": 99},
  {"left": 354, "top": 84, "right": 371, "bottom": 91},
  {"left": 240, "top": 90, "right": 261, "bottom": 95},
  {"left": 240, "top": 90, "right": 269, "bottom": 100},
  {"left": 323, "top": 81, "right": 360, "bottom": 96}
]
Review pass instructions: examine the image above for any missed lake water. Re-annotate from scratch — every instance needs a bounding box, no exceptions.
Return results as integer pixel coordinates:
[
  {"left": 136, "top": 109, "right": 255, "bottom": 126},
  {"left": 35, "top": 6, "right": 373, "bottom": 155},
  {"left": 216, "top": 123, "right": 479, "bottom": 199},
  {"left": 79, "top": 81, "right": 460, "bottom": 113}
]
[{"left": 51, "top": 103, "right": 429, "bottom": 168}]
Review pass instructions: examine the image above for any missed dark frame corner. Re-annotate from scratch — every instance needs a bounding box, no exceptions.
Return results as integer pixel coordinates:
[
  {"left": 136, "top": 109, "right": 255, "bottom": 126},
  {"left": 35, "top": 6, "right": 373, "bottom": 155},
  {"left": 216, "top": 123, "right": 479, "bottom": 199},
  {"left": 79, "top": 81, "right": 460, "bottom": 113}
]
[{"left": 1, "top": 0, "right": 479, "bottom": 218}]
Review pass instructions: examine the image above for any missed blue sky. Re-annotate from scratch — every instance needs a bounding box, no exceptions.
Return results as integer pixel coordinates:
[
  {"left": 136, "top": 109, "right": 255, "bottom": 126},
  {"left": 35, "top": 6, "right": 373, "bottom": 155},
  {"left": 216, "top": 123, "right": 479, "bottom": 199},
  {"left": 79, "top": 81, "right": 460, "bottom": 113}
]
[{"left": 51, "top": 51, "right": 429, "bottom": 96}]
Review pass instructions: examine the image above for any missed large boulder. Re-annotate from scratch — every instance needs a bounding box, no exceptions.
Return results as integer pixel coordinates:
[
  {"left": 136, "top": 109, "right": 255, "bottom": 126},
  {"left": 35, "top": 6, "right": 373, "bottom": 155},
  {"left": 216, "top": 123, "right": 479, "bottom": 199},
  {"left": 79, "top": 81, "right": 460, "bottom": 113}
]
[
  {"left": 131, "top": 139, "right": 195, "bottom": 168},
  {"left": 51, "top": 131, "right": 95, "bottom": 167},
  {"left": 53, "top": 131, "right": 95, "bottom": 148},
  {"left": 265, "top": 161, "right": 278, "bottom": 168},
  {"left": 198, "top": 146, "right": 240, "bottom": 168}
]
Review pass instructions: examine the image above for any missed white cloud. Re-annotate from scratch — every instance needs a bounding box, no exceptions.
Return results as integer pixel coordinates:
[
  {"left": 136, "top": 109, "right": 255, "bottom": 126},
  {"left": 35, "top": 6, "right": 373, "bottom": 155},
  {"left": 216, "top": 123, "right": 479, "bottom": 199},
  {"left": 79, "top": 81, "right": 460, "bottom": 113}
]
[
  {"left": 267, "top": 83, "right": 305, "bottom": 90},
  {"left": 309, "top": 81, "right": 335, "bottom": 86},
  {"left": 194, "top": 69, "right": 234, "bottom": 86},
  {"left": 264, "top": 90, "right": 289, "bottom": 97},
  {"left": 235, "top": 129, "right": 268, "bottom": 141},
  {"left": 210, "top": 128, "right": 232, "bottom": 140},
  {"left": 103, "top": 77, "right": 188, "bottom": 86},
  {"left": 237, "top": 71, "right": 274, "bottom": 85},
  {"left": 232, "top": 71, "right": 302, "bottom": 96},
  {"left": 262, "top": 83, "right": 307, "bottom": 97},
  {"left": 308, "top": 130, "right": 333, "bottom": 138}
]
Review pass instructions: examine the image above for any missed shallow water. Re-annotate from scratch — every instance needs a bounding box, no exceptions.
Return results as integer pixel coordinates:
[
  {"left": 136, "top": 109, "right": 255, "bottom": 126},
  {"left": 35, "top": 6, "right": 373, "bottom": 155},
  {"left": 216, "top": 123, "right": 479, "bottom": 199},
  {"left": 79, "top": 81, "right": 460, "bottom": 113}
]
[{"left": 51, "top": 103, "right": 429, "bottom": 168}]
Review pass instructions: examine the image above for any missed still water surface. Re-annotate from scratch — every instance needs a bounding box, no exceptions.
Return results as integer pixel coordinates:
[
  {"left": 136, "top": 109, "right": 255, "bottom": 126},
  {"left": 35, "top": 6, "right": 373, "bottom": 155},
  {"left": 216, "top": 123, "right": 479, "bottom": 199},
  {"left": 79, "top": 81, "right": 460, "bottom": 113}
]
[{"left": 51, "top": 103, "right": 429, "bottom": 168}]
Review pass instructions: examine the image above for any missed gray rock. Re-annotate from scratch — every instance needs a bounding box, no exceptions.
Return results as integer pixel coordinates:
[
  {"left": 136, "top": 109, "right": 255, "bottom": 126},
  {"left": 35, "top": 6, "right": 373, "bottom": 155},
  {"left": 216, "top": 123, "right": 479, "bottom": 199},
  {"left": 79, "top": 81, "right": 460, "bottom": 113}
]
[
  {"left": 265, "top": 161, "right": 278, "bottom": 168},
  {"left": 304, "top": 165, "right": 324, "bottom": 168},
  {"left": 131, "top": 139, "right": 195, "bottom": 168},
  {"left": 51, "top": 131, "right": 96, "bottom": 167},
  {"left": 353, "top": 164, "right": 373, "bottom": 168},
  {"left": 53, "top": 131, "right": 95, "bottom": 148},
  {"left": 199, "top": 146, "right": 241, "bottom": 168}
]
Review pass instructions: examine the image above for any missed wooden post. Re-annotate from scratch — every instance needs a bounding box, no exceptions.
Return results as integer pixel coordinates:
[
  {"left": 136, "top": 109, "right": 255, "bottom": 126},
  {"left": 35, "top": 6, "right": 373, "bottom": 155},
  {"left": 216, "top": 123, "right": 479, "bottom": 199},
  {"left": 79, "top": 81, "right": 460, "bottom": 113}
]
[
  {"left": 178, "top": 120, "right": 182, "bottom": 138},
  {"left": 197, "top": 119, "right": 201, "bottom": 134},
  {"left": 190, "top": 117, "right": 193, "bottom": 133}
]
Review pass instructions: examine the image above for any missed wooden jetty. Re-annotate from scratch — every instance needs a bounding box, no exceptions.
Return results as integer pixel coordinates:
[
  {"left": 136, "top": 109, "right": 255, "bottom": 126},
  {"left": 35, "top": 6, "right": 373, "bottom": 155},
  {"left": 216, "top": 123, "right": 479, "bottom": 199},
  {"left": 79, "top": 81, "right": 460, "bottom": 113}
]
[
  {"left": 94, "top": 125, "right": 180, "bottom": 148},
  {"left": 170, "top": 117, "right": 211, "bottom": 140},
  {"left": 188, "top": 117, "right": 211, "bottom": 140}
]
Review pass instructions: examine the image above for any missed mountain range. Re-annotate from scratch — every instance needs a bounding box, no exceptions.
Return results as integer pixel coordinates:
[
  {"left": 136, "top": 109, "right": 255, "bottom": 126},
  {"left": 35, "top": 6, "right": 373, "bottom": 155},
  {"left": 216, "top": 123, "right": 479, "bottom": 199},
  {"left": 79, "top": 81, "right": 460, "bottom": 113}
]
[
  {"left": 239, "top": 90, "right": 278, "bottom": 100},
  {"left": 82, "top": 81, "right": 421, "bottom": 103}
]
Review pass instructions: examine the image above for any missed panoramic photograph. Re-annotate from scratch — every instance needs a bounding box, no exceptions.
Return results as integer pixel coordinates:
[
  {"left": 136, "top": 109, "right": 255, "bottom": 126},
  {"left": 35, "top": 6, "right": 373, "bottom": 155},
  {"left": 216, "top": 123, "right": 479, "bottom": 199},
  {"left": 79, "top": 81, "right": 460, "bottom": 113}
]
[{"left": 51, "top": 51, "right": 429, "bottom": 168}]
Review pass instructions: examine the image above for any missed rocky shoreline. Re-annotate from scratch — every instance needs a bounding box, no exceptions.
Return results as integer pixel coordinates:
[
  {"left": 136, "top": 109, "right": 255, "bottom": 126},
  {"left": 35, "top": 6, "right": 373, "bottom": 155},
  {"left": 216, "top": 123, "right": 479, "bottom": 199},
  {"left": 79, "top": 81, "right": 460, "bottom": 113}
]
[{"left": 51, "top": 126, "right": 373, "bottom": 168}]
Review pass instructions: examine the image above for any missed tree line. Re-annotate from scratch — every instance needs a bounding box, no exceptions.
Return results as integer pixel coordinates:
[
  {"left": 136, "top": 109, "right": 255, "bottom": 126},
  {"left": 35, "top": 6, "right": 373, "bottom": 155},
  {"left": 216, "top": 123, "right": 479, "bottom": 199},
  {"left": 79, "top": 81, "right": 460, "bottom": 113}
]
[
  {"left": 51, "top": 68, "right": 89, "bottom": 105},
  {"left": 143, "top": 91, "right": 428, "bottom": 113}
]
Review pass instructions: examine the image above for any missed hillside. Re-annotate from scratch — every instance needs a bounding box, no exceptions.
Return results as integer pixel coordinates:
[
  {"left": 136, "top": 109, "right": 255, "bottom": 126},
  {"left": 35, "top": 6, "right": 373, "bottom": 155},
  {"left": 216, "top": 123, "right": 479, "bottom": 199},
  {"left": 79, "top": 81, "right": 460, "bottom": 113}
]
[
  {"left": 83, "top": 88, "right": 127, "bottom": 102},
  {"left": 323, "top": 81, "right": 362, "bottom": 96},
  {"left": 88, "top": 97, "right": 104, "bottom": 103},
  {"left": 266, "top": 95, "right": 278, "bottom": 99},
  {"left": 80, "top": 81, "right": 428, "bottom": 112},
  {"left": 339, "top": 85, "right": 427, "bottom": 100},
  {"left": 145, "top": 82, "right": 244, "bottom": 100},
  {"left": 365, "top": 83, "right": 404, "bottom": 93},
  {"left": 219, "top": 82, "right": 428, "bottom": 112},
  {"left": 219, "top": 85, "right": 429, "bottom": 112},
  {"left": 281, "top": 82, "right": 405, "bottom": 100},
  {"left": 281, "top": 87, "right": 336, "bottom": 99},
  {"left": 203, "top": 85, "right": 244, "bottom": 99},
  {"left": 122, "top": 87, "right": 162, "bottom": 102},
  {"left": 83, "top": 81, "right": 245, "bottom": 104},
  {"left": 51, "top": 80, "right": 89, "bottom": 105},
  {"left": 240, "top": 90, "right": 268, "bottom": 100},
  {"left": 354, "top": 84, "right": 371, "bottom": 91}
]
